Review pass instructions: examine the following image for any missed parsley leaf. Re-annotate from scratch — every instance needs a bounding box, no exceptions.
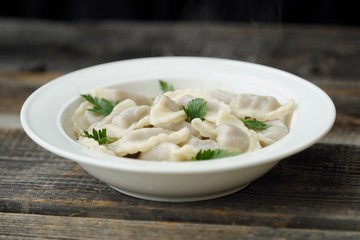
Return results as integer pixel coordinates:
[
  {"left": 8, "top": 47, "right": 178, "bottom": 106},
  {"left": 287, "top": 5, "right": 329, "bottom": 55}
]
[
  {"left": 182, "top": 98, "right": 207, "bottom": 122},
  {"left": 192, "top": 149, "right": 239, "bottom": 161},
  {"left": 240, "top": 117, "right": 271, "bottom": 131},
  {"left": 159, "top": 80, "right": 174, "bottom": 92},
  {"left": 82, "top": 128, "right": 110, "bottom": 145},
  {"left": 81, "top": 94, "right": 119, "bottom": 116}
]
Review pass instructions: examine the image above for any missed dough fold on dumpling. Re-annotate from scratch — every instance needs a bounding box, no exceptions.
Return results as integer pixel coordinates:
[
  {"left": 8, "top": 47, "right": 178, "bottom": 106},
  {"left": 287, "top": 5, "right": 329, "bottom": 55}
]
[
  {"left": 88, "top": 99, "right": 137, "bottom": 130},
  {"left": 162, "top": 121, "right": 200, "bottom": 138},
  {"left": 191, "top": 119, "right": 217, "bottom": 140},
  {"left": 72, "top": 101, "right": 104, "bottom": 137},
  {"left": 100, "top": 105, "right": 151, "bottom": 139},
  {"left": 257, "top": 119, "right": 289, "bottom": 146},
  {"left": 166, "top": 89, "right": 232, "bottom": 124},
  {"left": 165, "top": 89, "right": 212, "bottom": 105},
  {"left": 78, "top": 137, "right": 115, "bottom": 156},
  {"left": 229, "top": 94, "right": 279, "bottom": 120},
  {"left": 185, "top": 135, "right": 220, "bottom": 150},
  {"left": 139, "top": 142, "right": 198, "bottom": 162},
  {"left": 216, "top": 111, "right": 262, "bottom": 152},
  {"left": 263, "top": 99, "right": 296, "bottom": 123},
  {"left": 108, "top": 127, "right": 190, "bottom": 156},
  {"left": 204, "top": 98, "right": 232, "bottom": 123},
  {"left": 216, "top": 124, "right": 250, "bottom": 152},
  {"left": 149, "top": 95, "right": 186, "bottom": 127},
  {"left": 230, "top": 93, "right": 296, "bottom": 122},
  {"left": 72, "top": 92, "right": 149, "bottom": 137}
]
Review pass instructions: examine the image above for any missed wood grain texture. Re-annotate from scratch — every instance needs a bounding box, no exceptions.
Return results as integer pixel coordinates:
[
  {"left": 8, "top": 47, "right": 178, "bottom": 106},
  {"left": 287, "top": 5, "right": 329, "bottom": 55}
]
[
  {"left": 1, "top": 129, "right": 360, "bottom": 232},
  {"left": 0, "top": 18, "right": 359, "bottom": 81},
  {"left": 1, "top": 213, "right": 359, "bottom": 240},
  {"left": 0, "top": 71, "right": 64, "bottom": 114}
]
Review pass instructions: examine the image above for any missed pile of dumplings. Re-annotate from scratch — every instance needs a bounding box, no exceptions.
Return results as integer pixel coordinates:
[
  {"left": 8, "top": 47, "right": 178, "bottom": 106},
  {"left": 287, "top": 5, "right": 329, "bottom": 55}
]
[{"left": 72, "top": 87, "right": 296, "bottom": 161}]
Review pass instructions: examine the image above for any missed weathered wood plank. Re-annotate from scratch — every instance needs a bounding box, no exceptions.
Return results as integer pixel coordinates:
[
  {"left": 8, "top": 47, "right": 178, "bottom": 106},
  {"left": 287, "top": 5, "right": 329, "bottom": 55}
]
[
  {"left": 0, "top": 71, "right": 64, "bottom": 114},
  {"left": 1, "top": 213, "right": 359, "bottom": 240},
  {"left": 0, "top": 114, "right": 21, "bottom": 129},
  {"left": 0, "top": 18, "right": 359, "bottom": 82},
  {"left": 1, "top": 129, "right": 360, "bottom": 231}
]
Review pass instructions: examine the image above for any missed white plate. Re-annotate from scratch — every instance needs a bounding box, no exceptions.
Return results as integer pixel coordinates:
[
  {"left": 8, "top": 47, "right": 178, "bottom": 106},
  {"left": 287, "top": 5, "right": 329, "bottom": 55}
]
[{"left": 21, "top": 57, "right": 336, "bottom": 202}]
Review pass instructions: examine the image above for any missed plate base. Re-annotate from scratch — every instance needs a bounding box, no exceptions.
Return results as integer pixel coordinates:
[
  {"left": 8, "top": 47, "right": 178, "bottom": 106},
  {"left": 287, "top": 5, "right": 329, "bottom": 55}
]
[{"left": 109, "top": 184, "right": 250, "bottom": 202}]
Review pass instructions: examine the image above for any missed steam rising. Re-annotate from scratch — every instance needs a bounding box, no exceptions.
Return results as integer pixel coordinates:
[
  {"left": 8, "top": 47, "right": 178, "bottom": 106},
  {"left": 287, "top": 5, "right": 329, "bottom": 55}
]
[{"left": 152, "top": 0, "right": 283, "bottom": 63}]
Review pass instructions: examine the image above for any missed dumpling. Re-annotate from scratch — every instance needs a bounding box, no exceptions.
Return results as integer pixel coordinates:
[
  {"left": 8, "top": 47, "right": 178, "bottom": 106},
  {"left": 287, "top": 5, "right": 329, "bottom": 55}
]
[
  {"left": 139, "top": 142, "right": 197, "bottom": 161},
  {"left": 162, "top": 121, "right": 200, "bottom": 137},
  {"left": 108, "top": 127, "right": 190, "bottom": 156},
  {"left": 149, "top": 95, "right": 186, "bottom": 127},
  {"left": 77, "top": 137, "right": 115, "bottom": 156},
  {"left": 72, "top": 95, "right": 143, "bottom": 137},
  {"left": 230, "top": 93, "right": 295, "bottom": 122},
  {"left": 139, "top": 135, "right": 221, "bottom": 161},
  {"left": 216, "top": 124, "right": 251, "bottom": 153},
  {"left": 186, "top": 135, "right": 220, "bottom": 150},
  {"left": 88, "top": 99, "right": 137, "bottom": 127},
  {"left": 111, "top": 105, "right": 150, "bottom": 129},
  {"left": 257, "top": 119, "right": 289, "bottom": 146},
  {"left": 204, "top": 99, "right": 232, "bottom": 123},
  {"left": 216, "top": 111, "right": 262, "bottom": 152},
  {"left": 98, "top": 105, "right": 151, "bottom": 139},
  {"left": 165, "top": 89, "right": 212, "bottom": 105},
  {"left": 166, "top": 89, "right": 232, "bottom": 124},
  {"left": 264, "top": 99, "right": 296, "bottom": 123},
  {"left": 191, "top": 118, "right": 217, "bottom": 140},
  {"left": 229, "top": 93, "right": 281, "bottom": 121},
  {"left": 72, "top": 101, "right": 104, "bottom": 137},
  {"left": 87, "top": 99, "right": 140, "bottom": 137},
  {"left": 172, "top": 94, "right": 195, "bottom": 107}
]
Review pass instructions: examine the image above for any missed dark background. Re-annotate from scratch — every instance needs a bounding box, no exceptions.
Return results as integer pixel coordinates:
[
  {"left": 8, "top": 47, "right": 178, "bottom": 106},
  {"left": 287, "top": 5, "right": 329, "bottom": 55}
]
[{"left": 1, "top": 0, "right": 359, "bottom": 26}]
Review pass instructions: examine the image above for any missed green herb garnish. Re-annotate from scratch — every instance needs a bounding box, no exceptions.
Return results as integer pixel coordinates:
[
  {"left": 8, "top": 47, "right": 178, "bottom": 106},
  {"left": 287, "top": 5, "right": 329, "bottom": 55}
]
[
  {"left": 81, "top": 94, "right": 119, "bottom": 116},
  {"left": 159, "top": 80, "right": 174, "bottom": 92},
  {"left": 182, "top": 98, "right": 207, "bottom": 122},
  {"left": 192, "top": 149, "right": 239, "bottom": 161},
  {"left": 82, "top": 128, "right": 110, "bottom": 145},
  {"left": 240, "top": 117, "right": 270, "bottom": 131}
]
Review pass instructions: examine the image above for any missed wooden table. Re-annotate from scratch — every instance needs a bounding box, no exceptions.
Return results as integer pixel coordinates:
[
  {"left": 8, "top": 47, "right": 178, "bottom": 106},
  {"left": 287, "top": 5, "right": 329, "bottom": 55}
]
[{"left": 0, "top": 18, "right": 360, "bottom": 239}]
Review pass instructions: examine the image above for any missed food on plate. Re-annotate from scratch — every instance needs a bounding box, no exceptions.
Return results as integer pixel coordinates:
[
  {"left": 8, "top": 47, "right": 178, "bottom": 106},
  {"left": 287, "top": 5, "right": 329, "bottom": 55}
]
[{"left": 72, "top": 81, "right": 296, "bottom": 161}]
